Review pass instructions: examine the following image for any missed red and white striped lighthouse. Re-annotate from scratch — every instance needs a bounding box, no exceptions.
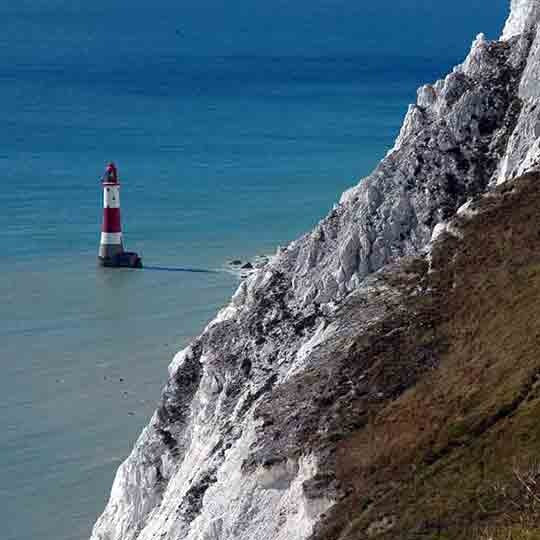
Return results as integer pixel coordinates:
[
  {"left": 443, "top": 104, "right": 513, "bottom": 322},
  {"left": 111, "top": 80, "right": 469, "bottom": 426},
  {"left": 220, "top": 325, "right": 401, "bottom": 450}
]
[{"left": 98, "top": 163, "right": 142, "bottom": 268}]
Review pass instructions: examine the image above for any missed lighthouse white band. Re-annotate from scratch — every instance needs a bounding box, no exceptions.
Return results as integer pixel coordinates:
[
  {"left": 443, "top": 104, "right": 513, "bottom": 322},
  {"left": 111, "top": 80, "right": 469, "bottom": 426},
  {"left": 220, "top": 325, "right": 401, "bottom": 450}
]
[
  {"left": 103, "top": 185, "right": 121, "bottom": 209},
  {"left": 100, "top": 232, "right": 123, "bottom": 245}
]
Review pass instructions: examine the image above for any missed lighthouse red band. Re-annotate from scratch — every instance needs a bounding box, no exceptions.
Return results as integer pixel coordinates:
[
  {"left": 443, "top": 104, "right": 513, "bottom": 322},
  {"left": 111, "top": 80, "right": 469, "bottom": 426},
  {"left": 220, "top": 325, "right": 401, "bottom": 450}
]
[{"left": 99, "top": 163, "right": 124, "bottom": 260}]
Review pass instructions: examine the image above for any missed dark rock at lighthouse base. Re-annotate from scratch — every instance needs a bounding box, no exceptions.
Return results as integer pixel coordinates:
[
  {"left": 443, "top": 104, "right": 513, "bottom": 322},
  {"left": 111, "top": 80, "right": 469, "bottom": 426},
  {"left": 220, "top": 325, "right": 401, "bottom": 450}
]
[{"left": 99, "top": 251, "right": 143, "bottom": 269}]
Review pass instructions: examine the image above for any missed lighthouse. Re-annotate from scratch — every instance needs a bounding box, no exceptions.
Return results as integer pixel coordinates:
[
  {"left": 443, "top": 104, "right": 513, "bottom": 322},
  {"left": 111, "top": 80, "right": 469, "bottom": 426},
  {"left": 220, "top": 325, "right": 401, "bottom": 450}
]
[{"left": 98, "top": 163, "right": 142, "bottom": 268}]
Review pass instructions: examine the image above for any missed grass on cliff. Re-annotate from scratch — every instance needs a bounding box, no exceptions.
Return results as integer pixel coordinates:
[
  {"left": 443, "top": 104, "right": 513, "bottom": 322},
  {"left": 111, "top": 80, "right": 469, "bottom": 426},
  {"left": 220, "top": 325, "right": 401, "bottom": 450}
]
[{"left": 312, "top": 174, "right": 540, "bottom": 539}]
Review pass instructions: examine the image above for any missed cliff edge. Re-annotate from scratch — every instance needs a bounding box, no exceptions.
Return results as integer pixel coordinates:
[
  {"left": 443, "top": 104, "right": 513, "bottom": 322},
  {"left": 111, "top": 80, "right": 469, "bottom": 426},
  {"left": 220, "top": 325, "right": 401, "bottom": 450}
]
[{"left": 90, "top": 2, "right": 540, "bottom": 539}]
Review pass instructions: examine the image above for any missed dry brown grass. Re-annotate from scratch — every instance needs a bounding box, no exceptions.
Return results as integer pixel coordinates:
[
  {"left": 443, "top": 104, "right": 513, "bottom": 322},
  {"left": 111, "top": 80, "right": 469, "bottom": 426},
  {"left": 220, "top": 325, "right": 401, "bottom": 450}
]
[{"left": 312, "top": 174, "right": 540, "bottom": 540}]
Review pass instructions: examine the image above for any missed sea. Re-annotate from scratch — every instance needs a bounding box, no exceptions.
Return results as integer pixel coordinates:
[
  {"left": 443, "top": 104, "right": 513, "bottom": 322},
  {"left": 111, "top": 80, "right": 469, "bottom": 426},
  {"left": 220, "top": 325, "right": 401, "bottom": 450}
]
[{"left": 0, "top": 2, "right": 507, "bottom": 539}]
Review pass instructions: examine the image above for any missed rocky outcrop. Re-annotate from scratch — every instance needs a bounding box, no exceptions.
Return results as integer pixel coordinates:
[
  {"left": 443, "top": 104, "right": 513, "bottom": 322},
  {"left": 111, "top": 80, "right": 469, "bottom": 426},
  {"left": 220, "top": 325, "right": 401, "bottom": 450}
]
[
  {"left": 498, "top": 14, "right": 540, "bottom": 182},
  {"left": 90, "top": 3, "right": 540, "bottom": 540},
  {"left": 290, "top": 29, "right": 529, "bottom": 305},
  {"left": 501, "top": 0, "right": 540, "bottom": 40}
]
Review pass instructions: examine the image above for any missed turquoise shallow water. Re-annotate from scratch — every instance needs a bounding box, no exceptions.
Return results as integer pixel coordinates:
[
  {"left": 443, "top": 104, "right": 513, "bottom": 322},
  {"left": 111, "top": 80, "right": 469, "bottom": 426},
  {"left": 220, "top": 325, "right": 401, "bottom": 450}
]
[
  {"left": 0, "top": 2, "right": 507, "bottom": 539},
  {"left": 1, "top": 255, "right": 233, "bottom": 540}
]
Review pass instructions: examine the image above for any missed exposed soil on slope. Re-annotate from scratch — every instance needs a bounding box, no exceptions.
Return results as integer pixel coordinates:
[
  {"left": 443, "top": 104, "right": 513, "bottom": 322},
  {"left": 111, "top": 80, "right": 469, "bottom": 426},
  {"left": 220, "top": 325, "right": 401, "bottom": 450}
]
[{"left": 306, "top": 173, "right": 540, "bottom": 539}]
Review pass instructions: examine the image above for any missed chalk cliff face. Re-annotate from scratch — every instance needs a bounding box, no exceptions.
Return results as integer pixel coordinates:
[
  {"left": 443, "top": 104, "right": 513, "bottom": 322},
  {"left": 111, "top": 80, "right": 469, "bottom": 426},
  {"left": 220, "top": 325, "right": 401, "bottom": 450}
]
[
  {"left": 90, "top": 3, "right": 540, "bottom": 540},
  {"left": 501, "top": 0, "right": 540, "bottom": 40}
]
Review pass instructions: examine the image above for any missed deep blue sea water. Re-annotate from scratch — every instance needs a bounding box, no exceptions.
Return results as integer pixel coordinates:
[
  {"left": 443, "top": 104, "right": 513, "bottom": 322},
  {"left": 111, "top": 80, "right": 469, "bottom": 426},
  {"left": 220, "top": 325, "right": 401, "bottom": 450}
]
[{"left": 0, "top": 2, "right": 507, "bottom": 539}]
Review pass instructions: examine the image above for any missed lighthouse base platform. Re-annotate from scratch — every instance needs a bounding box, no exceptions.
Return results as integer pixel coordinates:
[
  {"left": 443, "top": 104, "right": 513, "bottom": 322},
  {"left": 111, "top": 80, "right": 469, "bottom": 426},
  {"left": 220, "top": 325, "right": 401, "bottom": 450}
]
[{"left": 99, "top": 252, "right": 143, "bottom": 269}]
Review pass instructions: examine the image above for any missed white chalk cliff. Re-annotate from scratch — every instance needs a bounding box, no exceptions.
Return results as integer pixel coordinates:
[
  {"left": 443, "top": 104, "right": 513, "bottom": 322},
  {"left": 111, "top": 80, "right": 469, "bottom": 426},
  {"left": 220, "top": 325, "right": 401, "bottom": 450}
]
[
  {"left": 90, "top": 3, "right": 540, "bottom": 540},
  {"left": 501, "top": 0, "right": 540, "bottom": 39}
]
